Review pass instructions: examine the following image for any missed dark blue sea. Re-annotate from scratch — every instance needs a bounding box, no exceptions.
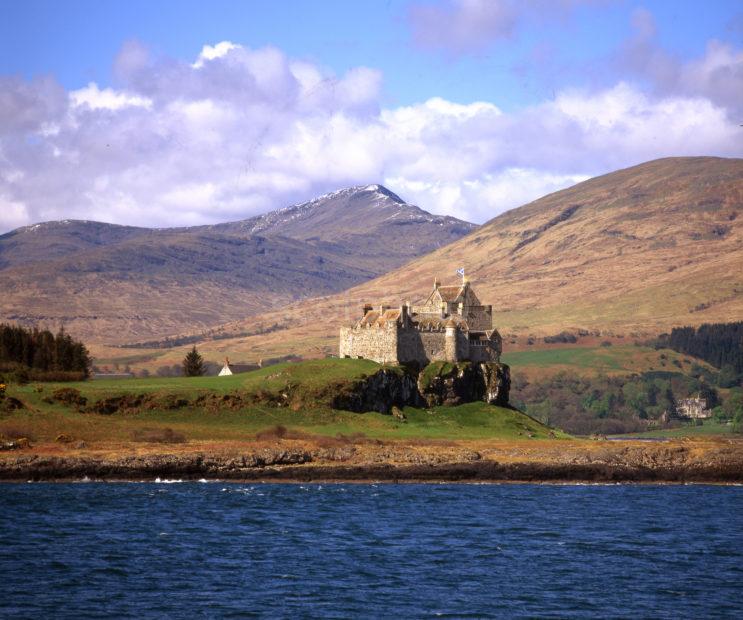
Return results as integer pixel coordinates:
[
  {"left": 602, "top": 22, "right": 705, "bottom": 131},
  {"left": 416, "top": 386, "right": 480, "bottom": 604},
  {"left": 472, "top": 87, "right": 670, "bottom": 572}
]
[{"left": 1, "top": 483, "right": 742, "bottom": 618}]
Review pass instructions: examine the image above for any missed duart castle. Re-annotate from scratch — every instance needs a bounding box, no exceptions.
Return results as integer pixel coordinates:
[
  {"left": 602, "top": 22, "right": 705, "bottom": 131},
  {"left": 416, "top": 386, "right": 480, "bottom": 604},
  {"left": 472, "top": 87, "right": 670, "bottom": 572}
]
[{"left": 339, "top": 278, "right": 502, "bottom": 366}]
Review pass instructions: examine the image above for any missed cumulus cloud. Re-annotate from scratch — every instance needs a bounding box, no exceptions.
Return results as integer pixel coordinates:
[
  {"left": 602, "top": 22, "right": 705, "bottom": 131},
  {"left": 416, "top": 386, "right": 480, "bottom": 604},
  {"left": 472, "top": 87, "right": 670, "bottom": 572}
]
[
  {"left": 70, "top": 83, "right": 152, "bottom": 110},
  {"left": 0, "top": 39, "right": 740, "bottom": 234}
]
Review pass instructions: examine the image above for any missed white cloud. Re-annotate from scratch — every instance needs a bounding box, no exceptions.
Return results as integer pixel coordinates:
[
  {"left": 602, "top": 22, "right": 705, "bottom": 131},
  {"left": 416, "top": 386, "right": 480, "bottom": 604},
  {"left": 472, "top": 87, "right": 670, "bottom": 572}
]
[
  {"left": 70, "top": 82, "right": 152, "bottom": 110},
  {"left": 387, "top": 169, "right": 591, "bottom": 222},
  {"left": 0, "top": 40, "right": 740, "bottom": 234},
  {"left": 193, "top": 41, "right": 240, "bottom": 68}
]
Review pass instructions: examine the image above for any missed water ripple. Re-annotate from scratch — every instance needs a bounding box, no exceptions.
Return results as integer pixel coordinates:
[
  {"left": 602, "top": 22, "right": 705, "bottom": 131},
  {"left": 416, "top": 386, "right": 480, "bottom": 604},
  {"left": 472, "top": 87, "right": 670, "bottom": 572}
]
[{"left": 1, "top": 484, "right": 742, "bottom": 618}]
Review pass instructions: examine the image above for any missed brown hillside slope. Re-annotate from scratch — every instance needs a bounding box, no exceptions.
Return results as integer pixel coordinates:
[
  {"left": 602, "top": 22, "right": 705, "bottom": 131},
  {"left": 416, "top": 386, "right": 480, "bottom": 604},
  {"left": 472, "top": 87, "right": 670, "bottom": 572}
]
[
  {"left": 142, "top": 156, "right": 742, "bottom": 362},
  {"left": 0, "top": 186, "right": 474, "bottom": 343}
]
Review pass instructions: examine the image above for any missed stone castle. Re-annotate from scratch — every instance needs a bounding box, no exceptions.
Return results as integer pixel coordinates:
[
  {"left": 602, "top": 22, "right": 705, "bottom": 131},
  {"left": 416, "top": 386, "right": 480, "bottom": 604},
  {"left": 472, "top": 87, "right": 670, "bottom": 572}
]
[{"left": 339, "top": 277, "right": 502, "bottom": 365}]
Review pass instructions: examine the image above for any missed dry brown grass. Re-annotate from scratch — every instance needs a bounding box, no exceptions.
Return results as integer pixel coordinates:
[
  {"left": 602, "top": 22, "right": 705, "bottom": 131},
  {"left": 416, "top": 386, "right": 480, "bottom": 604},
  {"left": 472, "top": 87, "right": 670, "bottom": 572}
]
[
  {"left": 131, "top": 427, "right": 187, "bottom": 444},
  {"left": 253, "top": 424, "right": 380, "bottom": 447}
]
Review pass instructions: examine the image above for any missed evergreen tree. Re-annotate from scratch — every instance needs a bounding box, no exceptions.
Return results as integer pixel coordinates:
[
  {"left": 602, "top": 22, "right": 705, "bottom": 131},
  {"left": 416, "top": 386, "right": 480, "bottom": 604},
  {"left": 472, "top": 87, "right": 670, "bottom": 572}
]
[
  {"left": 0, "top": 323, "right": 91, "bottom": 376},
  {"left": 182, "top": 346, "right": 205, "bottom": 377}
]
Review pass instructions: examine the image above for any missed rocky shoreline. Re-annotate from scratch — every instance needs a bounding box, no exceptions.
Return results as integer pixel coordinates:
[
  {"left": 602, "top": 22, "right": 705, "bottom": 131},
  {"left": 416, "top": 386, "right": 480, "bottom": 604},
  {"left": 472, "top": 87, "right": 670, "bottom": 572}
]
[{"left": 2, "top": 439, "right": 742, "bottom": 483}]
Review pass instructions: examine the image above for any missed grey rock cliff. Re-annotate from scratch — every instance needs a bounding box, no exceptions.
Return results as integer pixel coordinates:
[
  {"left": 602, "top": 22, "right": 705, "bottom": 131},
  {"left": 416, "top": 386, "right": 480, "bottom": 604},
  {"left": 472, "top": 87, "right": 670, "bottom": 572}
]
[
  {"left": 417, "top": 362, "right": 510, "bottom": 408},
  {"left": 333, "top": 362, "right": 510, "bottom": 414}
]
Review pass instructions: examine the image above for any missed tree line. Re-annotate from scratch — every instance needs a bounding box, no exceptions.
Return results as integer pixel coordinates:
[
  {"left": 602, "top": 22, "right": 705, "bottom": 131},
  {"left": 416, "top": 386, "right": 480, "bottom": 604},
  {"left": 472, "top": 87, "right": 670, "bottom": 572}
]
[
  {"left": 510, "top": 370, "right": 730, "bottom": 436},
  {"left": 0, "top": 323, "right": 91, "bottom": 381},
  {"left": 656, "top": 322, "right": 743, "bottom": 375}
]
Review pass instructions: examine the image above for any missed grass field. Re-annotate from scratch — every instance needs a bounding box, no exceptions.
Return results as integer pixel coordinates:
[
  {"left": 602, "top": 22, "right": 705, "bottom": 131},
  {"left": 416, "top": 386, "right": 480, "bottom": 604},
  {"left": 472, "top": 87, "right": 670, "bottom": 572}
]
[
  {"left": 502, "top": 344, "right": 701, "bottom": 378},
  {"left": 612, "top": 420, "right": 734, "bottom": 439},
  {"left": 1, "top": 359, "right": 565, "bottom": 443},
  {"left": 53, "top": 358, "right": 383, "bottom": 396}
]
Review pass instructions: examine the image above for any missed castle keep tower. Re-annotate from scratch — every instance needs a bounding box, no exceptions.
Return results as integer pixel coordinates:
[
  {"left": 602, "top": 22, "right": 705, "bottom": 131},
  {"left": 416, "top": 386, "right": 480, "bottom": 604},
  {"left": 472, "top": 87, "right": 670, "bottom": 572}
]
[{"left": 339, "top": 277, "right": 502, "bottom": 365}]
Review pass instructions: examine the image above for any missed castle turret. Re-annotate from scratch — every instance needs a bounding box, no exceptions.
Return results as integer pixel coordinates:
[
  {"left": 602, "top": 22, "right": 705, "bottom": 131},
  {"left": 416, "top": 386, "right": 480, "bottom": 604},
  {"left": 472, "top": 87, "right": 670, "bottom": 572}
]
[{"left": 445, "top": 319, "right": 458, "bottom": 362}]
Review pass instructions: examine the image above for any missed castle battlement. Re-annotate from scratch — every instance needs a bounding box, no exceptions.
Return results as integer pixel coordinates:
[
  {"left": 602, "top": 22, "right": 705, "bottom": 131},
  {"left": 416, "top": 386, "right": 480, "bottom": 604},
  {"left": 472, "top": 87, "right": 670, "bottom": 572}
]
[{"left": 339, "top": 278, "right": 502, "bottom": 365}]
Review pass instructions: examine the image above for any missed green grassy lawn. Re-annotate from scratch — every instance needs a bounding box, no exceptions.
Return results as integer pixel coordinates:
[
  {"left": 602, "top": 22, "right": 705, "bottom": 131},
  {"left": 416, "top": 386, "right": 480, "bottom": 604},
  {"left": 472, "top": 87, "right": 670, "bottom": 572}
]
[
  {"left": 12, "top": 358, "right": 382, "bottom": 398},
  {"left": 1, "top": 358, "right": 564, "bottom": 443},
  {"left": 611, "top": 420, "right": 734, "bottom": 439},
  {"left": 503, "top": 346, "right": 628, "bottom": 370},
  {"left": 0, "top": 399, "right": 561, "bottom": 443},
  {"left": 502, "top": 344, "right": 696, "bottom": 376}
]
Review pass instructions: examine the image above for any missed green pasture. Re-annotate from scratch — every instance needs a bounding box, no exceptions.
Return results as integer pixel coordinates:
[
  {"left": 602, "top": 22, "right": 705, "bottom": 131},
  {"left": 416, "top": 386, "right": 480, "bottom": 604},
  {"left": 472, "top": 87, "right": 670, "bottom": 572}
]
[{"left": 1, "top": 358, "right": 563, "bottom": 442}]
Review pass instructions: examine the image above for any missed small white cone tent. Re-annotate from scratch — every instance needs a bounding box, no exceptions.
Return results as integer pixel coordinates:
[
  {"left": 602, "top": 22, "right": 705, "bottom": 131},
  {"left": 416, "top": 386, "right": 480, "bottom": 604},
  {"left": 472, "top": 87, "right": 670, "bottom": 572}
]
[{"left": 218, "top": 358, "right": 233, "bottom": 376}]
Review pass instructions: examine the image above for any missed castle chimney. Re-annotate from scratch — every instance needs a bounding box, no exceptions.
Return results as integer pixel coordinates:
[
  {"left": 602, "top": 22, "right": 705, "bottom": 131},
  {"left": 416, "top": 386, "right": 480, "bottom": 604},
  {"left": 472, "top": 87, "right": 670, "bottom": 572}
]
[
  {"left": 434, "top": 277, "right": 440, "bottom": 289},
  {"left": 362, "top": 304, "right": 372, "bottom": 315},
  {"left": 400, "top": 303, "right": 408, "bottom": 325}
]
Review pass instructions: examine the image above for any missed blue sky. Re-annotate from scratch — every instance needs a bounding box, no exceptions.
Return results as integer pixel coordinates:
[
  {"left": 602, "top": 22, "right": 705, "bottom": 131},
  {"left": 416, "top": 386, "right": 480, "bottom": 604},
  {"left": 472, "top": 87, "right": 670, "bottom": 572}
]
[
  {"left": 0, "top": 0, "right": 742, "bottom": 232},
  {"left": 4, "top": 0, "right": 741, "bottom": 108}
]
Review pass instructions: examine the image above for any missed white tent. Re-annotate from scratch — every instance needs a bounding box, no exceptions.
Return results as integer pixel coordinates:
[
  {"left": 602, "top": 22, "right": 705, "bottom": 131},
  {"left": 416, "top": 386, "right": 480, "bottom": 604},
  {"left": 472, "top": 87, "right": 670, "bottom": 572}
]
[{"left": 218, "top": 362, "right": 233, "bottom": 376}]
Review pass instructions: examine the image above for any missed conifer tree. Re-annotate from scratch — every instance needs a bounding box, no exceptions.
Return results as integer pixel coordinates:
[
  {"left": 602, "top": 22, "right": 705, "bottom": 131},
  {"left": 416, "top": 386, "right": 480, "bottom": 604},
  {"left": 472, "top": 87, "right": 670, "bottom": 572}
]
[{"left": 182, "top": 346, "right": 205, "bottom": 377}]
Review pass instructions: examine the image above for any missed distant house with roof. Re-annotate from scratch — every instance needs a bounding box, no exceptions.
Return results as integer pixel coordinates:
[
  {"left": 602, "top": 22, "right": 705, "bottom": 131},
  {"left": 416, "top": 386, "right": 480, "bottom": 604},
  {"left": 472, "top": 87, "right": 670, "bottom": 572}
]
[
  {"left": 675, "top": 396, "right": 712, "bottom": 419},
  {"left": 339, "top": 277, "right": 502, "bottom": 365}
]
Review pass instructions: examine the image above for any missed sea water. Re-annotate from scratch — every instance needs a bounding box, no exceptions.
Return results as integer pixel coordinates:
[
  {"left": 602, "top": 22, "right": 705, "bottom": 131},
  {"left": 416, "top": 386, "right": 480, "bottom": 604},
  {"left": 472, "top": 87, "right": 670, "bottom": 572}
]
[{"left": 1, "top": 483, "right": 741, "bottom": 618}]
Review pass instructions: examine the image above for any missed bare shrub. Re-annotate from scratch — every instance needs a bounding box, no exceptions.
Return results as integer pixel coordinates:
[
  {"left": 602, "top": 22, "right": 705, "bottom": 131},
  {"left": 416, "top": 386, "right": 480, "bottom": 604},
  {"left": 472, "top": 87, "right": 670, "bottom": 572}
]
[
  {"left": 0, "top": 425, "right": 36, "bottom": 441},
  {"left": 255, "top": 424, "right": 289, "bottom": 441},
  {"left": 131, "top": 427, "right": 186, "bottom": 443}
]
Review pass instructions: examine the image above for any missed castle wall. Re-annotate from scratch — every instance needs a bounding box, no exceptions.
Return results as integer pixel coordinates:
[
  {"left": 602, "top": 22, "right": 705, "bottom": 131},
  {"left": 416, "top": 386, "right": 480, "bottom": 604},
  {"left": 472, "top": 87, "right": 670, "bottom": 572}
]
[
  {"left": 340, "top": 326, "right": 398, "bottom": 364},
  {"left": 456, "top": 330, "right": 470, "bottom": 360},
  {"left": 398, "top": 329, "right": 441, "bottom": 364},
  {"left": 396, "top": 328, "right": 471, "bottom": 365},
  {"left": 469, "top": 343, "right": 499, "bottom": 363}
]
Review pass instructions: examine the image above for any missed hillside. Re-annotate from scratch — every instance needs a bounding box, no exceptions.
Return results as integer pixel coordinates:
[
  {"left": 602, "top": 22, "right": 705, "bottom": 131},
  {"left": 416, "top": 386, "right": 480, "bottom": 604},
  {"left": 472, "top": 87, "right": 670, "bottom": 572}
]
[
  {"left": 142, "top": 156, "right": 742, "bottom": 363},
  {"left": 0, "top": 186, "right": 475, "bottom": 343}
]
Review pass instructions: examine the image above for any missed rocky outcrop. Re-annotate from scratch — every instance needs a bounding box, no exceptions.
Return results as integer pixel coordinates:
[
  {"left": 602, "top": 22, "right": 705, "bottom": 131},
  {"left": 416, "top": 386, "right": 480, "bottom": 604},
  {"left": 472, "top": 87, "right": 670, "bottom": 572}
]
[
  {"left": 332, "top": 362, "right": 510, "bottom": 414},
  {"left": 332, "top": 368, "right": 423, "bottom": 413},
  {"left": 417, "top": 362, "right": 510, "bottom": 408},
  {"left": 479, "top": 363, "right": 510, "bottom": 406}
]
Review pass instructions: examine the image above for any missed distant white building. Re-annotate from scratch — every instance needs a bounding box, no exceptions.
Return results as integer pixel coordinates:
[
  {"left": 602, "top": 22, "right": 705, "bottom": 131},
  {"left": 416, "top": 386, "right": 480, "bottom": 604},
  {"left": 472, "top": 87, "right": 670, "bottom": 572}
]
[
  {"left": 676, "top": 396, "right": 712, "bottom": 419},
  {"left": 218, "top": 358, "right": 258, "bottom": 376}
]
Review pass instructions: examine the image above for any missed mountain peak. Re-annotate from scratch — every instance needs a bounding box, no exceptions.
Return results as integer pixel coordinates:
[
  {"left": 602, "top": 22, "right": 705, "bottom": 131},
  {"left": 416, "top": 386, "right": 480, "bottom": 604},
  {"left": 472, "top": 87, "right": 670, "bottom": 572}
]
[
  {"left": 352, "top": 184, "right": 405, "bottom": 203},
  {"left": 231, "top": 183, "right": 474, "bottom": 240}
]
